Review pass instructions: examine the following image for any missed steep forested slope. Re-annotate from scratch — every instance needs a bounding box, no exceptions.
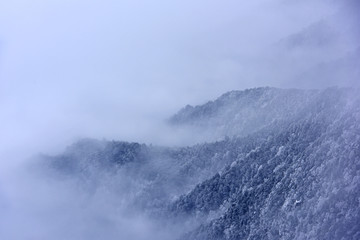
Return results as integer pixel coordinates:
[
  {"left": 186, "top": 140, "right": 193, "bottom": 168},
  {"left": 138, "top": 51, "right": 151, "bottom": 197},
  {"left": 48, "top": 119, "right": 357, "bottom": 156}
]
[
  {"left": 173, "top": 90, "right": 360, "bottom": 239},
  {"left": 40, "top": 87, "right": 360, "bottom": 240}
]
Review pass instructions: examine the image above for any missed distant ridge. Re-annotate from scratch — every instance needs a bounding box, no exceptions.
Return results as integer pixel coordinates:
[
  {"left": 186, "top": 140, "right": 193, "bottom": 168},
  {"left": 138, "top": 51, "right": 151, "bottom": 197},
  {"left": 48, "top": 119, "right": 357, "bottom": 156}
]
[{"left": 169, "top": 87, "right": 337, "bottom": 139}]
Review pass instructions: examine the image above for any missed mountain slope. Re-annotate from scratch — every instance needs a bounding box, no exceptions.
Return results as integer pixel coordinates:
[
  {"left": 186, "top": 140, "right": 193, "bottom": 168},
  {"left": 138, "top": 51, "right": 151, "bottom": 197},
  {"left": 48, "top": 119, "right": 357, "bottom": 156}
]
[{"left": 39, "top": 87, "right": 360, "bottom": 240}]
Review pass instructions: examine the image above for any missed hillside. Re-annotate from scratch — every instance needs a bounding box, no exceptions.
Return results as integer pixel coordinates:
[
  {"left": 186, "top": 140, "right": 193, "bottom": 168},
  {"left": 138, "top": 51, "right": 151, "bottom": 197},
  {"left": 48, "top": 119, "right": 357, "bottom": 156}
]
[{"left": 39, "top": 87, "right": 360, "bottom": 240}]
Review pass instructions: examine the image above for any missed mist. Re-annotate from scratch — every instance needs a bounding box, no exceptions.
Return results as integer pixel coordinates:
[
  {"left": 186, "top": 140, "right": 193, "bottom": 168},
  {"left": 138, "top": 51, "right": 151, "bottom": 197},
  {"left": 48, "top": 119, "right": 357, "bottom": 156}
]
[
  {"left": 0, "top": 0, "right": 359, "bottom": 155},
  {"left": 0, "top": 0, "right": 359, "bottom": 239}
]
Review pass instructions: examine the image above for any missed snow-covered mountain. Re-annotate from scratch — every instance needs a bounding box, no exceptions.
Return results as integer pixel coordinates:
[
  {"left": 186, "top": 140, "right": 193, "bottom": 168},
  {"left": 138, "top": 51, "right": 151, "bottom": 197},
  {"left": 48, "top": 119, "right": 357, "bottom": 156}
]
[{"left": 39, "top": 87, "right": 360, "bottom": 240}]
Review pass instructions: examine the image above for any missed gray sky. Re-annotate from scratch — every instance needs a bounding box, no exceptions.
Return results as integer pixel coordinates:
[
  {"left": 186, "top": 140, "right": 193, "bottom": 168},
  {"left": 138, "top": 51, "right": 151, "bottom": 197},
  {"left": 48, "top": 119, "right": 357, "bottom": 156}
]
[{"left": 0, "top": 0, "right": 359, "bottom": 158}]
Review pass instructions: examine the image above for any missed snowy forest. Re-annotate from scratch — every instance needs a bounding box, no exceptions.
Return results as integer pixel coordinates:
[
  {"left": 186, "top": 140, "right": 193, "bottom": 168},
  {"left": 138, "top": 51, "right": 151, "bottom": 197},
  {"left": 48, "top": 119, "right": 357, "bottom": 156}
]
[{"left": 25, "top": 87, "right": 360, "bottom": 239}]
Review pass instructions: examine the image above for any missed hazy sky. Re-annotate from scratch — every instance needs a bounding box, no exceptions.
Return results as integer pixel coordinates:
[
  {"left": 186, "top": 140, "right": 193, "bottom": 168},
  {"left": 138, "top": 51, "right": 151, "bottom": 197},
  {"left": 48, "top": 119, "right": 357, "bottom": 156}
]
[{"left": 0, "top": 0, "right": 359, "bottom": 157}]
